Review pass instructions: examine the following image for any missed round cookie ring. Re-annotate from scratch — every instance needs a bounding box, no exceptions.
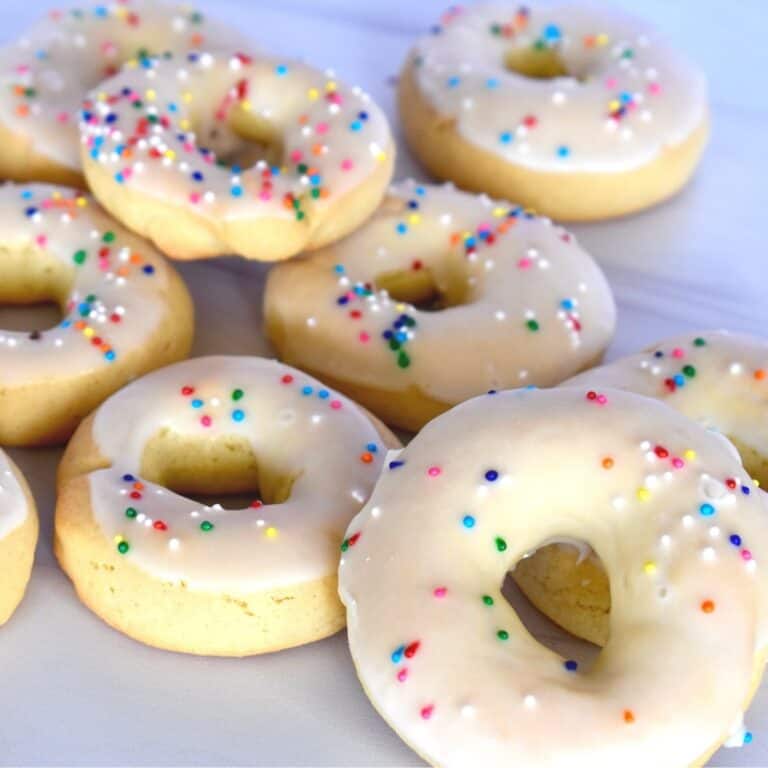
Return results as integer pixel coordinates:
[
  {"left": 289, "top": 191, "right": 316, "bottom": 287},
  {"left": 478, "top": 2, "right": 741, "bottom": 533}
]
[
  {"left": 0, "top": 449, "right": 38, "bottom": 626},
  {"left": 0, "top": 183, "right": 193, "bottom": 446},
  {"left": 80, "top": 49, "right": 395, "bottom": 261},
  {"left": 399, "top": 3, "right": 708, "bottom": 220},
  {"left": 56, "top": 356, "right": 399, "bottom": 656},
  {"left": 266, "top": 180, "right": 616, "bottom": 432},
  {"left": 0, "top": 0, "right": 241, "bottom": 187},
  {"left": 515, "top": 330, "right": 768, "bottom": 647},
  {"left": 339, "top": 387, "right": 768, "bottom": 766}
]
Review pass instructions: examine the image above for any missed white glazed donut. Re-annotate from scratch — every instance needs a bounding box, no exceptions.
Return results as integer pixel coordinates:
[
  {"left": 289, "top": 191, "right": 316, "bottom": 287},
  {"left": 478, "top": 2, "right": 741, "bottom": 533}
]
[
  {"left": 513, "top": 331, "right": 768, "bottom": 647},
  {"left": 0, "top": 449, "right": 38, "bottom": 626},
  {"left": 0, "top": 0, "right": 241, "bottom": 186},
  {"left": 79, "top": 49, "right": 395, "bottom": 261},
  {"left": 56, "top": 356, "right": 398, "bottom": 656},
  {"left": 0, "top": 183, "right": 193, "bottom": 446},
  {"left": 266, "top": 180, "right": 616, "bottom": 431},
  {"left": 399, "top": 3, "right": 709, "bottom": 220},
  {"left": 339, "top": 387, "right": 768, "bottom": 766}
]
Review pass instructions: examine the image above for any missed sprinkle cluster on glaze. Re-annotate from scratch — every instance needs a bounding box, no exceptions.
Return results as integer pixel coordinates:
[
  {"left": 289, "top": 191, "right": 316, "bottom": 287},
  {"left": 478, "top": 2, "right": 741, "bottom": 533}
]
[
  {"left": 80, "top": 49, "right": 391, "bottom": 220},
  {"left": 0, "top": 0, "right": 240, "bottom": 169},
  {"left": 410, "top": 3, "right": 707, "bottom": 171},
  {"left": 86, "top": 357, "right": 388, "bottom": 591},
  {"left": 339, "top": 387, "right": 768, "bottom": 766},
  {"left": 0, "top": 184, "right": 173, "bottom": 383}
]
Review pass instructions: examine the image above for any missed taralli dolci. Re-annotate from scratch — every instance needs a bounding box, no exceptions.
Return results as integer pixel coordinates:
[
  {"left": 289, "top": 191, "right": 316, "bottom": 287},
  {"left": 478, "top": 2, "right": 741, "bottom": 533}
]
[
  {"left": 339, "top": 387, "right": 768, "bottom": 766},
  {"left": 399, "top": 3, "right": 708, "bottom": 220},
  {"left": 0, "top": 0, "right": 242, "bottom": 186},
  {"left": 56, "top": 356, "right": 398, "bottom": 656},
  {"left": 0, "top": 450, "right": 38, "bottom": 627},
  {"left": 80, "top": 50, "right": 395, "bottom": 261},
  {"left": 0, "top": 183, "right": 193, "bottom": 446}
]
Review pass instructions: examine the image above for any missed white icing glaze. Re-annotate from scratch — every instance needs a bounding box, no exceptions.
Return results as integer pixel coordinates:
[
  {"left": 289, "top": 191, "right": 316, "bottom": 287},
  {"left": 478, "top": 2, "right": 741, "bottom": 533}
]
[
  {"left": 0, "top": 183, "right": 175, "bottom": 385},
  {"left": 0, "top": 0, "right": 242, "bottom": 170},
  {"left": 268, "top": 180, "right": 615, "bottom": 402},
  {"left": 410, "top": 3, "right": 707, "bottom": 172},
  {"left": 339, "top": 387, "right": 768, "bottom": 766},
  {"left": 565, "top": 330, "right": 768, "bottom": 462},
  {"left": 0, "top": 450, "right": 28, "bottom": 540},
  {"left": 86, "top": 356, "right": 388, "bottom": 591},
  {"left": 80, "top": 49, "right": 392, "bottom": 222}
]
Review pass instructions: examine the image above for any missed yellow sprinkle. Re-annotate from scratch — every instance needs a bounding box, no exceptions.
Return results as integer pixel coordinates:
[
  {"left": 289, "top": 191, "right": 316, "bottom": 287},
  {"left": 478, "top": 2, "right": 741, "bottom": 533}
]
[
  {"left": 395, "top": 303, "right": 407, "bottom": 312},
  {"left": 597, "top": 33, "right": 609, "bottom": 46},
  {"left": 52, "top": 190, "right": 61, "bottom": 199},
  {"left": 83, "top": 327, "right": 95, "bottom": 339},
  {"left": 76, "top": 197, "right": 87, "bottom": 207},
  {"left": 643, "top": 561, "right": 657, "bottom": 575},
  {"left": 145, "top": 89, "right": 156, "bottom": 102},
  {"left": 492, "top": 207, "right": 508, "bottom": 218},
  {"left": 182, "top": 91, "right": 193, "bottom": 103},
  {"left": 115, "top": 7, "right": 128, "bottom": 18},
  {"left": 308, "top": 87, "right": 319, "bottom": 101},
  {"left": 609, "top": 99, "right": 620, "bottom": 111},
  {"left": 113, "top": 535, "right": 124, "bottom": 544},
  {"left": 325, "top": 80, "right": 337, "bottom": 92},
  {"left": 265, "top": 527, "right": 278, "bottom": 539},
  {"left": 637, "top": 487, "right": 651, "bottom": 502},
  {"left": 164, "top": 149, "right": 176, "bottom": 160},
  {"left": 126, "top": 59, "right": 138, "bottom": 69},
  {"left": 375, "top": 151, "right": 387, "bottom": 163},
  {"left": 179, "top": 118, "right": 190, "bottom": 130},
  {"left": 684, "top": 449, "right": 697, "bottom": 461},
  {"left": 96, "top": 91, "right": 107, "bottom": 102},
  {"left": 240, "top": 99, "right": 252, "bottom": 112},
  {"left": 408, "top": 213, "right": 421, "bottom": 225}
]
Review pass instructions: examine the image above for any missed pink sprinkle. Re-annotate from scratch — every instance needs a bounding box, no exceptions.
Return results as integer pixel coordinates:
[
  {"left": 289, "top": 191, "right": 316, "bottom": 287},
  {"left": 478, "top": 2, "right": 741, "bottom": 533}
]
[
  {"left": 648, "top": 82, "right": 661, "bottom": 95},
  {"left": 596, "top": 394, "right": 608, "bottom": 405},
  {"left": 397, "top": 668, "right": 408, "bottom": 682},
  {"left": 742, "top": 549, "right": 753, "bottom": 561},
  {"left": 98, "top": 258, "right": 109, "bottom": 272},
  {"left": 672, "top": 347, "right": 684, "bottom": 359},
  {"left": 359, "top": 331, "right": 370, "bottom": 343},
  {"left": 315, "top": 122, "right": 329, "bottom": 134},
  {"left": 433, "top": 586, "right": 447, "bottom": 598},
  {"left": 605, "top": 77, "right": 618, "bottom": 89},
  {"left": 201, "top": 415, "right": 212, "bottom": 427},
  {"left": 330, "top": 400, "right": 342, "bottom": 410},
  {"left": 427, "top": 466, "right": 442, "bottom": 477},
  {"left": 672, "top": 457, "right": 685, "bottom": 469},
  {"left": 517, "top": 258, "right": 532, "bottom": 270},
  {"left": 341, "top": 158, "right": 354, "bottom": 171},
  {"left": 420, "top": 704, "right": 435, "bottom": 720},
  {"left": 290, "top": 149, "right": 303, "bottom": 163},
  {"left": 189, "top": 192, "right": 201, "bottom": 204},
  {"left": 259, "top": 191, "right": 272, "bottom": 201},
  {"left": 56, "top": 111, "right": 70, "bottom": 123},
  {"left": 35, "top": 235, "right": 47, "bottom": 246}
]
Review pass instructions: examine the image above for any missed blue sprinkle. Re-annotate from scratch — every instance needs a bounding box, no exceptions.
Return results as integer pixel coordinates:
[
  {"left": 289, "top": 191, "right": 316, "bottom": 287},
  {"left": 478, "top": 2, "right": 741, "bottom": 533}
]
[
  {"left": 499, "top": 131, "right": 514, "bottom": 144},
  {"left": 699, "top": 503, "right": 715, "bottom": 516},
  {"left": 24, "top": 206, "right": 38, "bottom": 217},
  {"left": 192, "top": 171, "right": 204, "bottom": 182},
  {"left": 334, "top": 264, "right": 345, "bottom": 274},
  {"left": 485, "top": 470, "right": 499, "bottom": 482},
  {"left": 318, "top": 389, "right": 330, "bottom": 399},
  {"left": 654, "top": 350, "right": 664, "bottom": 358},
  {"left": 447, "top": 76, "right": 461, "bottom": 88},
  {"left": 742, "top": 485, "right": 751, "bottom": 495},
  {"left": 231, "top": 186, "right": 243, "bottom": 197},
  {"left": 389, "top": 460, "right": 404, "bottom": 470},
  {"left": 104, "top": 350, "right": 116, "bottom": 361},
  {"left": 556, "top": 145, "right": 571, "bottom": 158},
  {"left": 396, "top": 223, "right": 408, "bottom": 235},
  {"left": 560, "top": 298, "right": 574, "bottom": 310},
  {"left": 391, "top": 645, "right": 405, "bottom": 663},
  {"left": 487, "top": 389, "right": 498, "bottom": 395},
  {"left": 337, "top": 296, "right": 349, "bottom": 305},
  {"left": 366, "top": 443, "right": 378, "bottom": 453},
  {"left": 462, "top": 514, "right": 476, "bottom": 529},
  {"left": 21, "top": 190, "right": 33, "bottom": 200},
  {"left": 730, "top": 534, "right": 742, "bottom": 547},
  {"left": 543, "top": 23, "right": 562, "bottom": 41},
  {"left": 232, "top": 409, "right": 245, "bottom": 422},
  {"left": 142, "top": 265, "right": 155, "bottom": 275},
  {"left": 301, "top": 386, "right": 313, "bottom": 396},
  {"left": 349, "top": 120, "right": 362, "bottom": 132},
  {"left": 407, "top": 200, "right": 419, "bottom": 209},
  {"left": 358, "top": 111, "right": 369, "bottom": 121},
  {"left": 564, "top": 660, "right": 578, "bottom": 671},
  {"left": 486, "top": 77, "right": 499, "bottom": 89},
  {"left": 415, "top": 186, "right": 426, "bottom": 196},
  {"left": 115, "top": 172, "right": 125, "bottom": 184},
  {"left": 673, "top": 373, "right": 685, "bottom": 387},
  {"left": 275, "top": 64, "right": 288, "bottom": 76},
  {"left": 191, "top": 398, "right": 203, "bottom": 409},
  {"left": 122, "top": 474, "right": 135, "bottom": 483},
  {"left": 744, "top": 732, "right": 753, "bottom": 745}
]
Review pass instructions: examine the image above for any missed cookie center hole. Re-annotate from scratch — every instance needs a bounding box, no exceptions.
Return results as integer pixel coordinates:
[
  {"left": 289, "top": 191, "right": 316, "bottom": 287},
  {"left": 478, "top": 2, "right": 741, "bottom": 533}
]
[
  {"left": 199, "top": 108, "right": 286, "bottom": 170},
  {"left": 0, "top": 300, "right": 63, "bottom": 335},
  {"left": 138, "top": 433, "right": 296, "bottom": 508},
  {"left": 504, "top": 46, "right": 570, "bottom": 79},
  {"left": 507, "top": 540, "right": 608, "bottom": 664},
  {"left": 374, "top": 266, "right": 469, "bottom": 312}
]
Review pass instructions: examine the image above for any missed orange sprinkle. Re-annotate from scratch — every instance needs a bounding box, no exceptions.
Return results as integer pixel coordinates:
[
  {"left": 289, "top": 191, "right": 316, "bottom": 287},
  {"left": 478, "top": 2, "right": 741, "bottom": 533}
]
[
  {"left": 602, "top": 457, "right": 614, "bottom": 470},
  {"left": 701, "top": 599, "right": 715, "bottom": 613},
  {"left": 13, "top": 85, "right": 25, "bottom": 95},
  {"left": 16, "top": 104, "right": 29, "bottom": 117},
  {"left": 190, "top": 33, "right": 203, "bottom": 47},
  {"left": 133, "top": 482, "right": 145, "bottom": 491},
  {"left": 360, "top": 452, "right": 374, "bottom": 464},
  {"left": 74, "top": 321, "right": 86, "bottom": 330},
  {"left": 130, "top": 253, "right": 142, "bottom": 264},
  {"left": 755, "top": 369, "right": 766, "bottom": 381},
  {"left": 584, "top": 35, "right": 596, "bottom": 48},
  {"left": 117, "top": 266, "right": 130, "bottom": 277},
  {"left": 623, "top": 710, "right": 635, "bottom": 724}
]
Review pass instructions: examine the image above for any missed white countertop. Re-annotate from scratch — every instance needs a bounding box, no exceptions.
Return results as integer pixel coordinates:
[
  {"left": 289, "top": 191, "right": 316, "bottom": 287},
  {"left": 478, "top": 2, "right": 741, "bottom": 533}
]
[{"left": 1, "top": 0, "right": 767, "bottom": 765}]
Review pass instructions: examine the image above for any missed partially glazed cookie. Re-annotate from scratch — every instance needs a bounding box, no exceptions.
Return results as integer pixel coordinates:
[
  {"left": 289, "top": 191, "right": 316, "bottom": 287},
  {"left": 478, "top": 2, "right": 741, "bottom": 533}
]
[
  {"left": 0, "top": 183, "right": 194, "bottom": 446},
  {"left": 399, "top": 3, "right": 708, "bottom": 220},
  {"left": 266, "top": 181, "right": 615, "bottom": 431},
  {"left": 0, "top": 450, "right": 38, "bottom": 626},
  {"left": 0, "top": 0, "right": 242, "bottom": 185},
  {"left": 515, "top": 330, "right": 768, "bottom": 646},
  {"left": 339, "top": 388, "right": 768, "bottom": 766},
  {"left": 56, "top": 357, "right": 399, "bottom": 656}
]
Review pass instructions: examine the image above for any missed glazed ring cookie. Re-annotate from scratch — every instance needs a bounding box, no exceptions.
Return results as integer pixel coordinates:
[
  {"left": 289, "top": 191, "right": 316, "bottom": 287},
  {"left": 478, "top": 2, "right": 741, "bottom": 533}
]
[
  {"left": 56, "top": 356, "right": 399, "bottom": 656},
  {"left": 399, "top": 3, "right": 708, "bottom": 220},
  {"left": 0, "top": 450, "right": 38, "bottom": 626},
  {"left": 0, "top": 0, "right": 241, "bottom": 187},
  {"left": 266, "top": 180, "right": 616, "bottom": 431},
  {"left": 0, "top": 183, "right": 193, "bottom": 446},
  {"left": 339, "top": 387, "right": 768, "bottom": 765},
  {"left": 79, "top": 50, "right": 395, "bottom": 261},
  {"left": 514, "top": 330, "right": 768, "bottom": 646}
]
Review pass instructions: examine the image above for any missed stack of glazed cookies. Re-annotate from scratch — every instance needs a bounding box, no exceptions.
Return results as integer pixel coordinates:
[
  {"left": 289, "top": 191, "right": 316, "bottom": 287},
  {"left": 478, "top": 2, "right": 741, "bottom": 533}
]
[{"left": 0, "top": 2, "right": 765, "bottom": 767}]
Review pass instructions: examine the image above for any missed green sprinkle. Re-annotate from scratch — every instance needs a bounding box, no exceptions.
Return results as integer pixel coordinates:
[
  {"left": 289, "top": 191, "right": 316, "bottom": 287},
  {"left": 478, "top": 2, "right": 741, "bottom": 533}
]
[
  {"left": 125, "top": 507, "right": 137, "bottom": 518},
  {"left": 497, "top": 629, "right": 509, "bottom": 641},
  {"left": 200, "top": 520, "right": 214, "bottom": 532},
  {"left": 397, "top": 351, "right": 411, "bottom": 369},
  {"left": 682, "top": 365, "right": 696, "bottom": 378},
  {"left": 117, "top": 540, "right": 130, "bottom": 554},
  {"left": 495, "top": 536, "right": 507, "bottom": 552},
  {"left": 482, "top": 595, "right": 494, "bottom": 606},
  {"left": 694, "top": 337, "right": 707, "bottom": 347},
  {"left": 231, "top": 388, "right": 244, "bottom": 401},
  {"left": 526, "top": 319, "right": 540, "bottom": 332},
  {"left": 341, "top": 539, "right": 349, "bottom": 552},
  {"left": 73, "top": 249, "right": 87, "bottom": 265},
  {"left": 311, "top": 188, "right": 321, "bottom": 199},
  {"left": 102, "top": 231, "right": 115, "bottom": 243},
  {"left": 389, "top": 338, "right": 401, "bottom": 351}
]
